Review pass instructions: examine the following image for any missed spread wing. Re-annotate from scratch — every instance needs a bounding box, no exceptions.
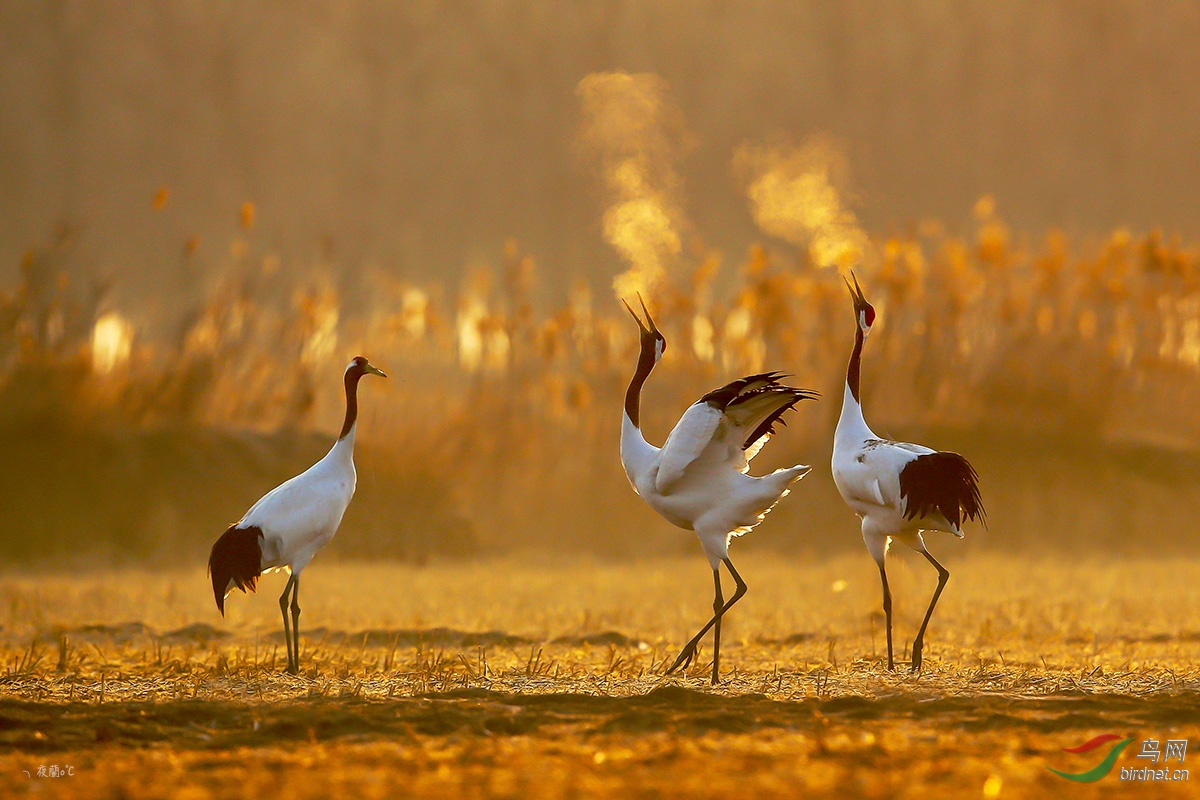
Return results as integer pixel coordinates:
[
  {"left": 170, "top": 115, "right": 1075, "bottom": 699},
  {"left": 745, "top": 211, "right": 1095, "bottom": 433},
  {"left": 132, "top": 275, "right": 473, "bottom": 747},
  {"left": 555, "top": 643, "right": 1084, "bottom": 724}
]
[
  {"left": 655, "top": 401, "right": 722, "bottom": 494},
  {"left": 656, "top": 374, "right": 818, "bottom": 493},
  {"left": 723, "top": 383, "right": 818, "bottom": 472}
]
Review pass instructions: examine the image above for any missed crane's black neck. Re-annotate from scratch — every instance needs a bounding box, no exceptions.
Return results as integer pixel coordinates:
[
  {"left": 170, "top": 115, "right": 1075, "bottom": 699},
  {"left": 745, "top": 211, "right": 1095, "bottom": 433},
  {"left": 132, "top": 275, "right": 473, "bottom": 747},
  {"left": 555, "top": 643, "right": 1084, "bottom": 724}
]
[
  {"left": 340, "top": 367, "right": 364, "bottom": 440},
  {"left": 847, "top": 325, "right": 864, "bottom": 404},
  {"left": 624, "top": 344, "right": 657, "bottom": 429}
]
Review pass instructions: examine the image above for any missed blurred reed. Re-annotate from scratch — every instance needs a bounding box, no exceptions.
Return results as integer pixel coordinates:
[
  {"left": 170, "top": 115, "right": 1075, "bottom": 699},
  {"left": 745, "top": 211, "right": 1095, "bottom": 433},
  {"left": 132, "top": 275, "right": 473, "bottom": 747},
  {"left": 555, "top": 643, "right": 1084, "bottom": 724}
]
[{"left": 3, "top": 202, "right": 1200, "bottom": 567}]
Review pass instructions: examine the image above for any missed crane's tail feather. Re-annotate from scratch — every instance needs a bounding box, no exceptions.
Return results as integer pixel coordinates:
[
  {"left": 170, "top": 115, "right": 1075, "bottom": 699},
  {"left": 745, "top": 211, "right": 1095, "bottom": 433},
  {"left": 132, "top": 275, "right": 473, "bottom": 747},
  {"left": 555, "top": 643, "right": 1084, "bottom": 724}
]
[
  {"left": 898, "top": 451, "right": 985, "bottom": 531},
  {"left": 786, "top": 464, "right": 813, "bottom": 482},
  {"left": 208, "top": 525, "right": 265, "bottom": 616}
]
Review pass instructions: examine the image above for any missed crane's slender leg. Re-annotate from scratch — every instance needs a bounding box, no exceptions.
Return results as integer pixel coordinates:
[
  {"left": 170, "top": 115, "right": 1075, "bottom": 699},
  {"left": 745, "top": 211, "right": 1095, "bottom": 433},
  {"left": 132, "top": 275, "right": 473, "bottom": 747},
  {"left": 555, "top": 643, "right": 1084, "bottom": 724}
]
[
  {"left": 910, "top": 551, "right": 949, "bottom": 673},
  {"left": 667, "top": 558, "right": 747, "bottom": 679},
  {"left": 289, "top": 576, "right": 302, "bottom": 675},
  {"left": 878, "top": 564, "right": 894, "bottom": 670},
  {"left": 710, "top": 568, "right": 724, "bottom": 685},
  {"left": 279, "top": 574, "right": 296, "bottom": 673}
]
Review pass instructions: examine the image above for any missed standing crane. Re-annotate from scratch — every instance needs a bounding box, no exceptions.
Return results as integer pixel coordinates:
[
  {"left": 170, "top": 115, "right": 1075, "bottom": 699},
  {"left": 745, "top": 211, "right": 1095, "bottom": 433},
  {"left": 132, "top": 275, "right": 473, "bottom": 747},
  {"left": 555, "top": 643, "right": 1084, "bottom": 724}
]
[
  {"left": 831, "top": 275, "right": 984, "bottom": 672},
  {"left": 208, "top": 355, "right": 386, "bottom": 674}
]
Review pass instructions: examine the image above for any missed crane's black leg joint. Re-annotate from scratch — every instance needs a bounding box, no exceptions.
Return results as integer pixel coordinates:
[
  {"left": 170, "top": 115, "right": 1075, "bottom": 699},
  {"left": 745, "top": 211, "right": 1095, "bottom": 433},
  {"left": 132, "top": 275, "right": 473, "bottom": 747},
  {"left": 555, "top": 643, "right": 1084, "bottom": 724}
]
[{"left": 723, "top": 557, "right": 747, "bottom": 604}]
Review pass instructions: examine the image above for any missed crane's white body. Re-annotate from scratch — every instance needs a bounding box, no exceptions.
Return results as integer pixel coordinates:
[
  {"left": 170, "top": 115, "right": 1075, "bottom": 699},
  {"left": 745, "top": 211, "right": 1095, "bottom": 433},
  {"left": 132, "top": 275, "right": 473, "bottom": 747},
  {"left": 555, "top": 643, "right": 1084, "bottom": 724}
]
[
  {"left": 622, "top": 406, "right": 809, "bottom": 567},
  {"left": 832, "top": 386, "right": 956, "bottom": 564},
  {"left": 242, "top": 426, "right": 357, "bottom": 580}
]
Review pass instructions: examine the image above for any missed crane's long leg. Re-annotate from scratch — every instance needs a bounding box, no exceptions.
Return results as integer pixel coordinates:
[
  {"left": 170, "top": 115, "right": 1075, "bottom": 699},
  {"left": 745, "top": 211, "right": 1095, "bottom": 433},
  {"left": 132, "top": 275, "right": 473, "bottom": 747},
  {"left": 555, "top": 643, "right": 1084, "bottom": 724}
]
[
  {"left": 710, "top": 568, "right": 724, "bottom": 685},
  {"left": 279, "top": 574, "right": 296, "bottom": 673},
  {"left": 878, "top": 564, "right": 894, "bottom": 670},
  {"left": 910, "top": 551, "right": 949, "bottom": 673},
  {"left": 666, "top": 558, "right": 747, "bottom": 680},
  {"left": 289, "top": 576, "right": 302, "bottom": 675}
]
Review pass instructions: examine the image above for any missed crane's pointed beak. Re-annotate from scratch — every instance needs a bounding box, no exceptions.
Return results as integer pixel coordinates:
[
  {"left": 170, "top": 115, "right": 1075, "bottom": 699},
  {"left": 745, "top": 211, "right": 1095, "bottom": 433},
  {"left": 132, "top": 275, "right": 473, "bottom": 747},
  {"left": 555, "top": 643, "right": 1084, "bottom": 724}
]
[
  {"left": 366, "top": 364, "right": 387, "bottom": 378},
  {"left": 842, "top": 274, "right": 856, "bottom": 301},
  {"left": 637, "top": 293, "right": 661, "bottom": 335},
  {"left": 850, "top": 270, "right": 867, "bottom": 305},
  {"left": 622, "top": 298, "right": 648, "bottom": 334}
]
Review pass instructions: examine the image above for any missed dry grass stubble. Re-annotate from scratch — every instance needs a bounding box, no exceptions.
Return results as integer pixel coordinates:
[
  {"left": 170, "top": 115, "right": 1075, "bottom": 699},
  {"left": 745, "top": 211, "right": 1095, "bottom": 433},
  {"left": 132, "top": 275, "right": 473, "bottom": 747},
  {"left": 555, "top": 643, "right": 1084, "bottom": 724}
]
[{"left": 0, "top": 553, "right": 1197, "bottom": 798}]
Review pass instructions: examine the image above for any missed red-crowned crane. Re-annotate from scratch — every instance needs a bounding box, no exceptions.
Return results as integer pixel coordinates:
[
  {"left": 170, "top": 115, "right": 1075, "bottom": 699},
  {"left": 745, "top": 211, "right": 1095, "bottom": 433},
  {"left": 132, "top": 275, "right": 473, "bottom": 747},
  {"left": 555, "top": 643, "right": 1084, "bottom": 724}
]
[
  {"left": 208, "top": 355, "right": 387, "bottom": 674},
  {"left": 620, "top": 297, "right": 817, "bottom": 684},
  {"left": 831, "top": 275, "right": 984, "bottom": 672}
]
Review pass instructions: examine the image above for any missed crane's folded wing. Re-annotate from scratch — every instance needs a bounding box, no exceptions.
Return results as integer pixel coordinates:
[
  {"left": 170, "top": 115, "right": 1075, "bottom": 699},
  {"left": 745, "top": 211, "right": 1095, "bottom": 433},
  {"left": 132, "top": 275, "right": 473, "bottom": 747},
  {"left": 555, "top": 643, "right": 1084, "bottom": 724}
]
[
  {"left": 240, "top": 469, "right": 354, "bottom": 547},
  {"left": 839, "top": 439, "right": 931, "bottom": 510}
]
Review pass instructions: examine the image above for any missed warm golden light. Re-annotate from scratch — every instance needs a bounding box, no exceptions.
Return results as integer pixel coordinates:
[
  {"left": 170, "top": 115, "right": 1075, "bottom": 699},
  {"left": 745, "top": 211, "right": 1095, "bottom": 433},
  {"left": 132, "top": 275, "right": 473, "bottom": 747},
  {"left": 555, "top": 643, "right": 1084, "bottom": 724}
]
[
  {"left": 91, "top": 311, "right": 134, "bottom": 374},
  {"left": 2, "top": 10, "right": 1198, "bottom": 799}
]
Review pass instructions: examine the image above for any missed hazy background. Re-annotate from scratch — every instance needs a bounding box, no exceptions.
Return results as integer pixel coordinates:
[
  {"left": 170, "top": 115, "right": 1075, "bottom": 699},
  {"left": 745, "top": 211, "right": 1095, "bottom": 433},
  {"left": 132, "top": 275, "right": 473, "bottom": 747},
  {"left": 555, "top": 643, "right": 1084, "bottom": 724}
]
[
  {"left": 5, "top": 2, "right": 1200, "bottom": 296},
  {"left": 2, "top": 1, "right": 1200, "bottom": 570}
]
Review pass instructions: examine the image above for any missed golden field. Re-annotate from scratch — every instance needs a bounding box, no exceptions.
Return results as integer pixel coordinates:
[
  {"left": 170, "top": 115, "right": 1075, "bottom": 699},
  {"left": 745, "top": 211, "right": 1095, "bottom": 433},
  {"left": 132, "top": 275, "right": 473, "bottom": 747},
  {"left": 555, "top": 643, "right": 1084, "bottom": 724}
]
[
  {"left": 1, "top": 553, "right": 1197, "bottom": 799},
  {"left": 4, "top": 201, "right": 1200, "bottom": 798},
  {"left": 3, "top": 20, "right": 1200, "bottom": 798}
]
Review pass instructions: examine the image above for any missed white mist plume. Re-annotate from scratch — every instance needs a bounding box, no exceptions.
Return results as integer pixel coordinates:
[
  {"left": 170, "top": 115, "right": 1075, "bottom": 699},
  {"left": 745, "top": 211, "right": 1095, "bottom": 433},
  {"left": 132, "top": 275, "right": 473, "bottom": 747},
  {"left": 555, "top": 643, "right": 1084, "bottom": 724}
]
[
  {"left": 576, "top": 72, "right": 690, "bottom": 299},
  {"left": 734, "top": 136, "right": 868, "bottom": 269}
]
